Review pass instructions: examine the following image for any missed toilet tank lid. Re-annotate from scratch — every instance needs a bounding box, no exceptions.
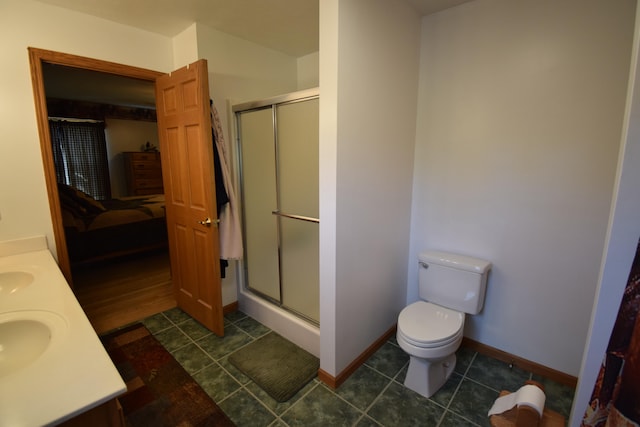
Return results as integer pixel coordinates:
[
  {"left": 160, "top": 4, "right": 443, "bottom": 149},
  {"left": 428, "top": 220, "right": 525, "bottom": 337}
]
[{"left": 419, "top": 251, "right": 491, "bottom": 273}]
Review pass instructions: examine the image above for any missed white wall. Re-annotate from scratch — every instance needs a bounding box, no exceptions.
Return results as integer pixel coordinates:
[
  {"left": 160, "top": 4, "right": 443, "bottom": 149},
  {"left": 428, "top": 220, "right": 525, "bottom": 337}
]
[
  {"left": 571, "top": 5, "right": 640, "bottom": 423},
  {"left": 104, "top": 118, "right": 159, "bottom": 197},
  {"left": 409, "top": 0, "right": 635, "bottom": 376},
  {"left": 172, "top": 23, "right": 199, "bottom": 69},
  {"left": 0, "top": 0, "right": 173, "bottom": 255},
  {"left": 319, "top": 0, "right": 340, "bottom": 374},
  {"left": 297, "top": 52, "right": 319, "bottom": 89},
  {"left": 320, "top": 0, "right": 421, "bottom": 375},
  {"left": 196, "top": 23, "right": 298, "bottom": 129}
]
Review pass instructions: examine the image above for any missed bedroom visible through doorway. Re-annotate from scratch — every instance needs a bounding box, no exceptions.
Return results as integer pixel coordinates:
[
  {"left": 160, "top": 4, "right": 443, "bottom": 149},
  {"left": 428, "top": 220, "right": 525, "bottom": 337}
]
[
  {"left": 29, "top": 48, "right": 175, "bottom": 333},
  {"left": 72, "top": 248, "right": 174, "bottom": 334}
]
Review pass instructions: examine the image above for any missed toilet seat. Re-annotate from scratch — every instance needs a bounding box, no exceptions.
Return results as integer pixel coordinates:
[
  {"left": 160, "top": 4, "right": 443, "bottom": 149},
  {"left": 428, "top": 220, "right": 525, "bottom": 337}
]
[{"left": 398, "top": 301, "right": 464, "bottom": 348}]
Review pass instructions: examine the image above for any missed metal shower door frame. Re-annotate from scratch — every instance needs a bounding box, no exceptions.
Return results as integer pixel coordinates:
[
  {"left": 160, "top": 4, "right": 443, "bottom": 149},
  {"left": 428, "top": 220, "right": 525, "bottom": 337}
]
[{"left": 233, "top": 88, "right": 319, "bottom": 325}]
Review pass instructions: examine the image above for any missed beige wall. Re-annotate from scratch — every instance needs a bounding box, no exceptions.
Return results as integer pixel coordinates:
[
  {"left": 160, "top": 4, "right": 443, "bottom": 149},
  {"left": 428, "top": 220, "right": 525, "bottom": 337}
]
[
  {"left": 409, "top": 0, "right": 635, "bottom": 376},
  {"left": 0, "top": 1, "right": 311, "bottom": 309},
  {"left": 0, "top": 0, "right": 173, "bottom": 253}
]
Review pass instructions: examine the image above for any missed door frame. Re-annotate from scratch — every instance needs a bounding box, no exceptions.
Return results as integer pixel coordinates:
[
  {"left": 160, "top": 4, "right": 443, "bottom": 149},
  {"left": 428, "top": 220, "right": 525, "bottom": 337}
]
[{"left": 28, "top": 47, "right": 163, "bottom": 284}]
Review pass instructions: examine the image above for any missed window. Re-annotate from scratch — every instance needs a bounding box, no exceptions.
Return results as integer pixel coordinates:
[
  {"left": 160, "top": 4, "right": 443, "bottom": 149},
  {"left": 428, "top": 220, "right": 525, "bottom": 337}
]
[{"left": 49, "top": 119, "right": 111, "bottom": 199}]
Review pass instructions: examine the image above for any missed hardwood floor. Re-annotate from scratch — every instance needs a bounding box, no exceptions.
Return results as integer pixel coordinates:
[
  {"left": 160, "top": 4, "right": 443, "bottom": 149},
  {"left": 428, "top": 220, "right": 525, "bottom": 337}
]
[{"left": 71, "top": 249, "right": 176, "bottom": 334}]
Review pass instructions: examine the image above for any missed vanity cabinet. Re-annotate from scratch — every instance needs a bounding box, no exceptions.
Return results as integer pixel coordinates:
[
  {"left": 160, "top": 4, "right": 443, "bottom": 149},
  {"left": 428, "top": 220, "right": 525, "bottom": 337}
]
[
  {"left": 123, "top": 151, "right": 163, "bottom": 195},
  {"left": 59, "top": 398, "right": 124, "bottom": 427}
]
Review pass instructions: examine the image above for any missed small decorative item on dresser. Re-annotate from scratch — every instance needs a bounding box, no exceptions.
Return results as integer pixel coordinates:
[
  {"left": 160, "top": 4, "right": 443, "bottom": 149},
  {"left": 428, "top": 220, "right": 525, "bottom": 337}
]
[
  {"left": 123, "top": 151, "right": 163, "bottom": 196},
  {"left": 142, "top": 141, "right": 158, "bottom": 152}
]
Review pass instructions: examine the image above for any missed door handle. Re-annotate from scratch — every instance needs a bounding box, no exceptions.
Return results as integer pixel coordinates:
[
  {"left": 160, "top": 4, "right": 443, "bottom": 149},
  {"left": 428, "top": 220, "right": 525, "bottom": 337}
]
[{"left": 197, "top": 217, "right": 219, "bottom": 227}]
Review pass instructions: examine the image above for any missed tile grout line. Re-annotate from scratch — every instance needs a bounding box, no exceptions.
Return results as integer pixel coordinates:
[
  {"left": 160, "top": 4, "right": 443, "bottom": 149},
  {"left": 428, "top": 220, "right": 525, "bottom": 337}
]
[
  {"left": 209, "top": 315, "right": 319, "bottom": 426},
  {"left": 311, "top": 382, "right": 370, "bottom": 425},
  {"left": 170, "top": 310, "right": 445, "bottom": 424},
  {"left": 149, "top": 310, "right": 572, "bottom": 426},
  {"left": 153, "top": 311, "right": 252, "bottom": 406},
  {"left": 355, "top": 359, "right": 410, "bottom": 427},
  {"left": 149, "top": 311, "right": 388, "bottom": 425},
  {"left": 218, "top": 315, "right": 329, "bottom": 425},
  {"left": 188, "top": 318, "right": 259, "bottom": 401},
  {"left": 265, "top": 379, "right": 322, "bottom": 426},
  {"left": 197, "top": 316, "right": 262, "bottom": 409},
  {"left": 435, "top": 351, "right": 481, "bottom": 427},
  {"left": 190, "top": 314, "right": 304, "bottom": 425}
]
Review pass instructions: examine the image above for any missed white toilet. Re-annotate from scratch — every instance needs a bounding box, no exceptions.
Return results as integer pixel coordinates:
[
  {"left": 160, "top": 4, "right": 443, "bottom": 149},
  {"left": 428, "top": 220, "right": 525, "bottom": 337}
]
[{"left": 397, "top": 250, "right": 491, "bottom": 398}]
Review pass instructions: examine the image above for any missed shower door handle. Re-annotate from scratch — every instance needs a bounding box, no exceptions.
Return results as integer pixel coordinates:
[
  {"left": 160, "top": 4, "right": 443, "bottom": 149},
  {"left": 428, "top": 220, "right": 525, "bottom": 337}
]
[{"left": 271, "top": 210, "right": 319, "bottom": 223}]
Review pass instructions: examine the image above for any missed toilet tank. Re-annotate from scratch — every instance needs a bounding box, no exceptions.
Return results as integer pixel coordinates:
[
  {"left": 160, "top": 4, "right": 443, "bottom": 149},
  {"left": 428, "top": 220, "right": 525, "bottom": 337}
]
[{"left": 418, "top": 251, "right": 491, "bottom": 315}]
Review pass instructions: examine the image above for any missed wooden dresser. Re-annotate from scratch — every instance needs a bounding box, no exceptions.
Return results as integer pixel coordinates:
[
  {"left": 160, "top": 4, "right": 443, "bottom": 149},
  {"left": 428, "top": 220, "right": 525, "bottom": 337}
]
[{"left": 123, "top": 151, "right": 164, "bottom": 195}]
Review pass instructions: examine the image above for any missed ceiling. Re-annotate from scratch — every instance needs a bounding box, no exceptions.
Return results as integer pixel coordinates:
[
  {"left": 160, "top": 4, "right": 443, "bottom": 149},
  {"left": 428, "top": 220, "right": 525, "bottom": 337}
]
[
  {"left": 36, "top": 0, "right": 473, "bottom": 57},
  {"left": 38, "top": 0, "right": 473, "bottom": 109}
]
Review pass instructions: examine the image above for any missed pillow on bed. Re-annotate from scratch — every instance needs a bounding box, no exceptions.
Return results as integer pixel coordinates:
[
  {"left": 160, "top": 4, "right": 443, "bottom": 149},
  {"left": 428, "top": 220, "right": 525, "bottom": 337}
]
[{"left": 58, "top": 183, "right": 107, "bottom": 216}]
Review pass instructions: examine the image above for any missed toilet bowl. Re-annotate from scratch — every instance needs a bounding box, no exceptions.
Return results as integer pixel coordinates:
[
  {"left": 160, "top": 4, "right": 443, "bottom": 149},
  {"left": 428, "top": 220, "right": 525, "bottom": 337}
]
[
  {"left": 397, "top": 301, "right": 464, "bottom": 397},
  {"left": 397, "top": 251, "right": 491, "bottom": 398}
]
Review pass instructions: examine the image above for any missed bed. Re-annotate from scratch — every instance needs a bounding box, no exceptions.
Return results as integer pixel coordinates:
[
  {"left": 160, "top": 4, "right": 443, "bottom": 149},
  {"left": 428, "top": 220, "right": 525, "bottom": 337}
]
[{"left": 58, "top": 184, "right": 168, "bottom": 264}]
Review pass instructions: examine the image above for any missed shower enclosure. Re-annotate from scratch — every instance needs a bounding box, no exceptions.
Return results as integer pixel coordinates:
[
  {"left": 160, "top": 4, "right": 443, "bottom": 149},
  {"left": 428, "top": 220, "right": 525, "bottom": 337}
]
[{"left": 234, "top": 88, "right": 319, "bottom": 326}]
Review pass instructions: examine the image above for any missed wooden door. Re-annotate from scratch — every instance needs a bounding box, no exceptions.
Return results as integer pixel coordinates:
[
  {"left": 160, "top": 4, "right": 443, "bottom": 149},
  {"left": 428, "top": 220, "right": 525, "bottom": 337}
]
[{"left": 155, "top": 59, "right": 224, "bottom": 336}]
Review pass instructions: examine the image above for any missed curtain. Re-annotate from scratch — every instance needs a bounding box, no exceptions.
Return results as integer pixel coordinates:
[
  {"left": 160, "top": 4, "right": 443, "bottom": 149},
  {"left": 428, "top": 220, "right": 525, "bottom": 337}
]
[
  {"left": 49, "top": 120, "right": 111, "bottom": 199},
  {"left": 582, "top": 238, "right": 640, "bottom": 427}
]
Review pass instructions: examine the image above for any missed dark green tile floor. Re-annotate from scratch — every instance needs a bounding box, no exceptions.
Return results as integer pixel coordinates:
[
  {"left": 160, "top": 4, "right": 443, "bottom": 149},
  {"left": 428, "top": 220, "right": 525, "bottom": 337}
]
[{"left": 139, "top": 308, "right": 575, "bottom": 426}]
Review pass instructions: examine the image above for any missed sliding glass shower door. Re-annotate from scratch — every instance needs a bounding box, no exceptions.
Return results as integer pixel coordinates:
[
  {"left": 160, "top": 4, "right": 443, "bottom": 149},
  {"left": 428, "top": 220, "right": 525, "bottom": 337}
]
[{"left": 235, "top": 91, "right": 319, "bottom": 324}]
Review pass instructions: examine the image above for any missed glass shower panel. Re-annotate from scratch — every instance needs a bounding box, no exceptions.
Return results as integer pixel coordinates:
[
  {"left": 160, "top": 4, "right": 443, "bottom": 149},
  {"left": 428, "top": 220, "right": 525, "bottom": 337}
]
[
  {"left": 277, "top": 99, "right": 319, "bottom": 218},
  {"left": 276, "top": 99, "right": 319, "bottom": 322},
  {"left": 238, "top": 108, "right": 280, "bottom": 301},
  {"left": 280, "top": 217, "right": 319, "bottom": 322}
]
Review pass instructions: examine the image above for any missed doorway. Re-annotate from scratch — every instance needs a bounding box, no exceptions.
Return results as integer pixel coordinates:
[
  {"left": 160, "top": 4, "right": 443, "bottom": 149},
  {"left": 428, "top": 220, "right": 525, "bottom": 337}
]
[
  {"left": 234, "top": 89, "right": 319, "bottom": 325},
  {"left": 29, "top": 48, "right": 175, "bottom": 333}
]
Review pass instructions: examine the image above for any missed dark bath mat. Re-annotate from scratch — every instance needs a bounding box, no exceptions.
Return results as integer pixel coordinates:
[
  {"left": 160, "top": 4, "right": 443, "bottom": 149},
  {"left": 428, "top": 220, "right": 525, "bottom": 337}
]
[{"left": 228, "top": 332, "right": 319, "bottom": 402}]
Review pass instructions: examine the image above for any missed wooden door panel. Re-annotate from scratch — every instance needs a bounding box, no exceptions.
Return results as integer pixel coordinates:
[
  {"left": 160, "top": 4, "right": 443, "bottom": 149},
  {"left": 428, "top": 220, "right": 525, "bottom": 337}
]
[
  {"left": 193, "top": 228, "right": 215, "bottom": 302},
  {"left": 156, "top": 60, "right": 223, "bottom": 335},
  {"left": 158, "top": 84, "right": 178, "bottom": 115},
  {"left": 182, "top": 79, "right": 198, "bottom": 110},
  {"left": 185, "top": 125, "right": 208, "bottom": 211},
  {"left": 164, "top": 128, "right": 185, "bottom": 204}
]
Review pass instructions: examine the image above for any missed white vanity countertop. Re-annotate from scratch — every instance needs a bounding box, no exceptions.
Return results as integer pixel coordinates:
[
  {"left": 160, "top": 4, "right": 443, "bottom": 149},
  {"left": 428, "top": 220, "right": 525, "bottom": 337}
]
[{"left": 0, "top": 237, "right": 126, "bottom": 427}]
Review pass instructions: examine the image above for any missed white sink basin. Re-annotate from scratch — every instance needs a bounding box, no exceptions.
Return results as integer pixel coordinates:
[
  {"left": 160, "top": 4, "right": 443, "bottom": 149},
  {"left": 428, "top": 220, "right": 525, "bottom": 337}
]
[
  {"left": 0, "top": 243, "right": 127, "bottom": 426},
  {"left": 0, "top": 271, "right": 34, "bottom": 295},
  {"left": 0, "top": 311, "right": 67, "bottom": 378}
]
